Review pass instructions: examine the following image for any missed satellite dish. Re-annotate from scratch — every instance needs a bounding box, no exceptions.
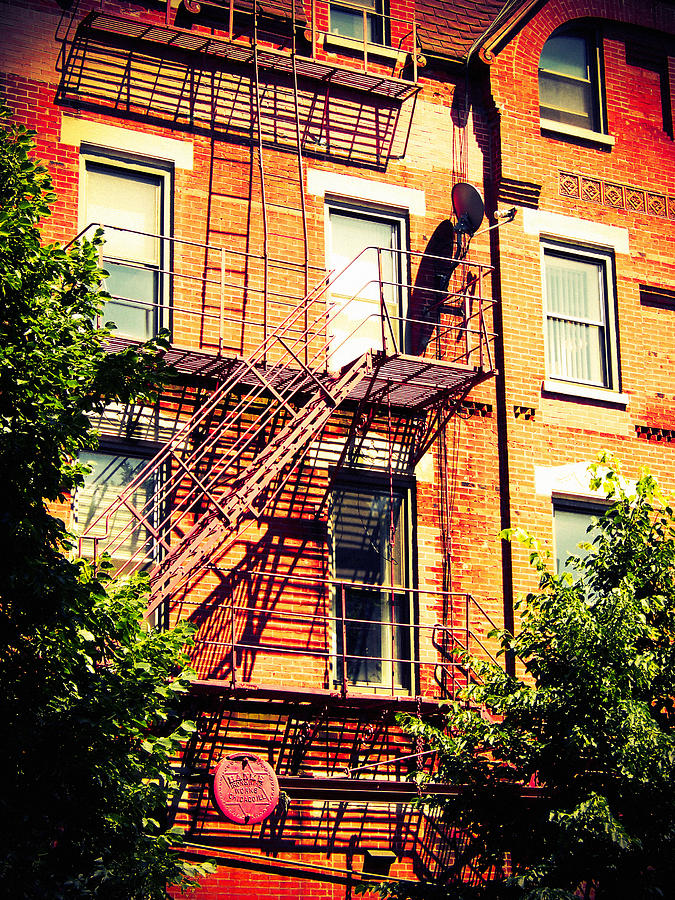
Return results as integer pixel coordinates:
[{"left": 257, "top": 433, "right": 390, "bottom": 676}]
[
  {"left": 452, "top": 182, "right": 485, "bottom": 237},
  {"left": 426, "top": 184, "right": 485, "bottom": 298}
]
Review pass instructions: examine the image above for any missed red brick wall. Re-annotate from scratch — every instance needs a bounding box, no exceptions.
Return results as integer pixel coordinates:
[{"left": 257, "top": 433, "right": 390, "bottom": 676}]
[
  {"left": 488, "top": 0, "right": 675, "bottom": 600},
  {"left": 6, "top": 0, "right": 674, "bottom": 894}
]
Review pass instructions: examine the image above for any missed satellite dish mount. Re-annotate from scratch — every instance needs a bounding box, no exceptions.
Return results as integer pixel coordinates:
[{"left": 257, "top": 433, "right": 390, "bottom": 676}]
[
  {"left": 433, "top": 183, "right": 485, "bottom": 294},
  {"left": 451, "top": 182, "right": 485, "bottom": 259}
]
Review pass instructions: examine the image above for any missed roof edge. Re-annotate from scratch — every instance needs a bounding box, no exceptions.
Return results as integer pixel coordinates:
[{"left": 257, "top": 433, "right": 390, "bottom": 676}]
[{"left": 477, "top": 0, "right": 547, "bottom": 62}]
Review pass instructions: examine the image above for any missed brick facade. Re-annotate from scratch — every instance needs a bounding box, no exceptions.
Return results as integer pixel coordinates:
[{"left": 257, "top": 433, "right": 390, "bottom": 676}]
[
  {"left": 2, "top": 0, "right": 674, "bottom": 894},
  {"left": 486, "top": 0, "right": 675, "bottom": 602}
]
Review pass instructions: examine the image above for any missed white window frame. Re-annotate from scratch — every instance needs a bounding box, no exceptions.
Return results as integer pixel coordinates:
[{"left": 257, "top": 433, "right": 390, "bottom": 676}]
[
  {"left": 541, "top": 240, "right": 620, "bottom": 394},
  {"left": 324, "top": 199, "right": 409, "bottom": 369},
  {"left": 79, "top": 149, "right": 172, "bottom": 340}
]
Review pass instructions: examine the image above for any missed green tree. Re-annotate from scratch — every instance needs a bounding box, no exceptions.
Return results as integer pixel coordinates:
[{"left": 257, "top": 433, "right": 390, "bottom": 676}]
[
  {"left": 0, "top": 108, "right": 210, "bottom": 896},
  {"left": 369, "top": 458, "right": 675, "bottom": 899}
]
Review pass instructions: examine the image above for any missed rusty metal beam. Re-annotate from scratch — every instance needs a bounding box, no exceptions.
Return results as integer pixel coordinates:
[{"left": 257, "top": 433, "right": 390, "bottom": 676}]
[{"left": 276, "top": 776, "right": 544, "bottom": 803}]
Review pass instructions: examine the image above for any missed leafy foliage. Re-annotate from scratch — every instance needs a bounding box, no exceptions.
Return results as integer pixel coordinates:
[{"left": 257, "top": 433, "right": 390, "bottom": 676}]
[
  {"left": 0, "top": 108, "right": 211, "bottom": 896},
  {"left": 372, "top": 457, "right": 675, "bottom": 899}
]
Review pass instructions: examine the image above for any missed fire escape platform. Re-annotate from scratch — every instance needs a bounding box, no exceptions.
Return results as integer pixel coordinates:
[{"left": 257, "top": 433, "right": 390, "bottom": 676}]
[
  {"left": 105, "top": 339, "right": 488, "bottom": 411},
  {"left": 77, "top": 12, "right": 420, "bottom": 101},
  {"left": 278, "top": 776, "right": 461, "bottom": 801},
  {"left": 191, "top": 678, "right": 447, "bottom": 712},
  {"left": 275, "top": 776, "right": 544, "bottom": 802},
  {"left": 104, "top": 338, "right": 252, "bottom": 381},
  {"left": 350, "top": 352, "right": 489, "bottom": 410},
  {"left": 188, "top": 681, "right": 536, "bottom": 803}
]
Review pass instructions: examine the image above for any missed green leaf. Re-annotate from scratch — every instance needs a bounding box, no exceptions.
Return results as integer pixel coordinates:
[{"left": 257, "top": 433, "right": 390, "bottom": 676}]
[{"left": 0, "top": 107, "right": 199, "bottom": 899}]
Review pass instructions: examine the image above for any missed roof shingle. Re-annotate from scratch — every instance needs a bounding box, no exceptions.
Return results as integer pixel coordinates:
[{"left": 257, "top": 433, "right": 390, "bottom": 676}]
[{"left": 415, "top": 0, "right": 512, "bottom": 61}]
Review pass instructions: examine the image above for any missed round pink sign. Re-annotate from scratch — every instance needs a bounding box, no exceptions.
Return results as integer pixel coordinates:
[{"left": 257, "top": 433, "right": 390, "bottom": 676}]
[{"left": 213, "top": 753, "right": 280, "bottom": 824}]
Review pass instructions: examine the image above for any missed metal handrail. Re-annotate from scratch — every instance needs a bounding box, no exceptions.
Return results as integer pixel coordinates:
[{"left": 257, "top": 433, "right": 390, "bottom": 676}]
[
  {"left": 177, "top": 567, "right": 503, "bottom": 699},
  {"left": 75, "top": 231, "right": 494, "bottom": 594},
  {"left": 153, "top": 0, "right": 421, "bottom": 81},
  {"left": 78, "top": 270, "right": 336, "bottom": 569},
  {"left": 72, "top": 223, "right": 495, "bottom": 360}
]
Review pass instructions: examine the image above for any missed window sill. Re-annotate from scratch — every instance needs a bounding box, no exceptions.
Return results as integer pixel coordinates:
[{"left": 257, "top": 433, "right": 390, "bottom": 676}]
[
  {"left": 323, "top": 33, "right": 406, "bottom": 63},
  {"left": 540, "top": 118, "right": 616, "bottom": 148},
  {"left": 542, "top": 379, "right": 629, "bottom": 407}
]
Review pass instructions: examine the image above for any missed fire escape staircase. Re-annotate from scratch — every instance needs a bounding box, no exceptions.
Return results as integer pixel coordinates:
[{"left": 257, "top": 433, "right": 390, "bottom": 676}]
[
  {"left": 78, "top": 241, "right": 496, "bottom": 623},
  {"left": 147, "top": 353, "right": 371, "bottom": 612},
  {"left": 79, "top": 274, "right": 375, "bottom": 614}
]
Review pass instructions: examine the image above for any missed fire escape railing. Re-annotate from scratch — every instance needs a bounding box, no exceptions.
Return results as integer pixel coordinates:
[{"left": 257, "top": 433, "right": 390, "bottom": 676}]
[
  {"left": 73, "top": 222, "right": 495, "bottom": 366},
  {"left": 74, "top": 223, "right": 494, "bottom": 611},
  {"left": 180, "top": 568, "right": 503, "bottom": 698},
  {"left": 151, "top": 0, "right": 423, "bottom": 84},
  {"left": 68, "top": 222, "right": 326, "bottom": 358}
]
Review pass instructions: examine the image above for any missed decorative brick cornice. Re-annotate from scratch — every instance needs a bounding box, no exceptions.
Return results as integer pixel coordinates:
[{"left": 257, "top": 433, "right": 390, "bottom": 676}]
[
  {"left": 458, "top": 400, "right": 493, "bottom": 417},
  {"left": 635, "top": 424, "right": 675, "bottom": 442},
  {"left": 498, "top": 177, "right": 541, "bottom": 209},
  {"left": 560, "top": 171, "right": 675, "bottom": 220}
]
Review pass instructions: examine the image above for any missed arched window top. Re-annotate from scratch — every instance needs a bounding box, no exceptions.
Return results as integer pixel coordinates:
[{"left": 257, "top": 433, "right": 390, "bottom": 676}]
[{"left": 538, "top": 27, "right": 605, "bottom": 134}]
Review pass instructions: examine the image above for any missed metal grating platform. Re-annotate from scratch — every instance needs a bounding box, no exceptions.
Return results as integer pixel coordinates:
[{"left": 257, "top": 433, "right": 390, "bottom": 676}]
[
  {"left": 78, "top": 13, "right": 419, "bottom": 101},
  {"left": 346, "top": 352, "right": 488, "bottom": 411},
  {"left": 105, "top": 339, "right": 488, "bottom": 410},
  {"left": 104, "top": 336, "right": 243, "bottom": 380},
  {"left": 106, "top": 338, "right": 329, "bottom": 394},
  {"left": 191, "top": 678, "right": 445, "bottom": 709}
]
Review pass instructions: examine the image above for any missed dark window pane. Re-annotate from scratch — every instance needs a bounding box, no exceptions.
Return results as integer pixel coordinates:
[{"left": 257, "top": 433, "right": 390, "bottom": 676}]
[
  {"left": 540, "top": 74, "right": 594, "bottom": 128},
  {"left": 330, "top": 0, "right": 383, "bottom": 43},
  {"left": 77, "top": 451, "right": 155, "bottom": 570},
  {"left": 332, "top": 487, "right": 403, "bottom": 586},
  {"left": 554, "top": 504, "right": 604, "bottom": 576},
  {"left": 540, "top": 34, "right": 589, "bottom": 79},
  {"left": 331, "top": 484, "right": 411, "bottom": 689},
  {"left": 538, "top": 31, "right": 599, "bottom": 131}
]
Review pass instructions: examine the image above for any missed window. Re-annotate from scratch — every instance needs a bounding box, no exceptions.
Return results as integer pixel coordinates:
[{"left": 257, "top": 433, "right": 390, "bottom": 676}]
[
  {"left": 82, "top": 155, "right": 170, "bottom": 341},
  {"left": 553, "top": 500, "right": 607, "bottom": 575},
  {"left": 330, "top": 480, "right": 413, "bottom": 690},
  {"left": 326, "top": 203, "right": 406, "bottom": 370},
  {"left": 76, "top": 450, "right": 158, "bottom": 571},
  {"left": 329, "top": 0, "right": 386, "bottom": 44},
  {"left": 542, "top": 242, "right": 618, "bottom": 390},
  {"left": 539, "top": 29, "right": 604, "bottom": 133}
]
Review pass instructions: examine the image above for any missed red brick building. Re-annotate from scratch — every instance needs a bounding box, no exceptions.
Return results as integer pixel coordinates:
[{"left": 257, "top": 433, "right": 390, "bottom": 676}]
[{"left": 2, "top": 0, "right": 674, "bottom": 894}]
